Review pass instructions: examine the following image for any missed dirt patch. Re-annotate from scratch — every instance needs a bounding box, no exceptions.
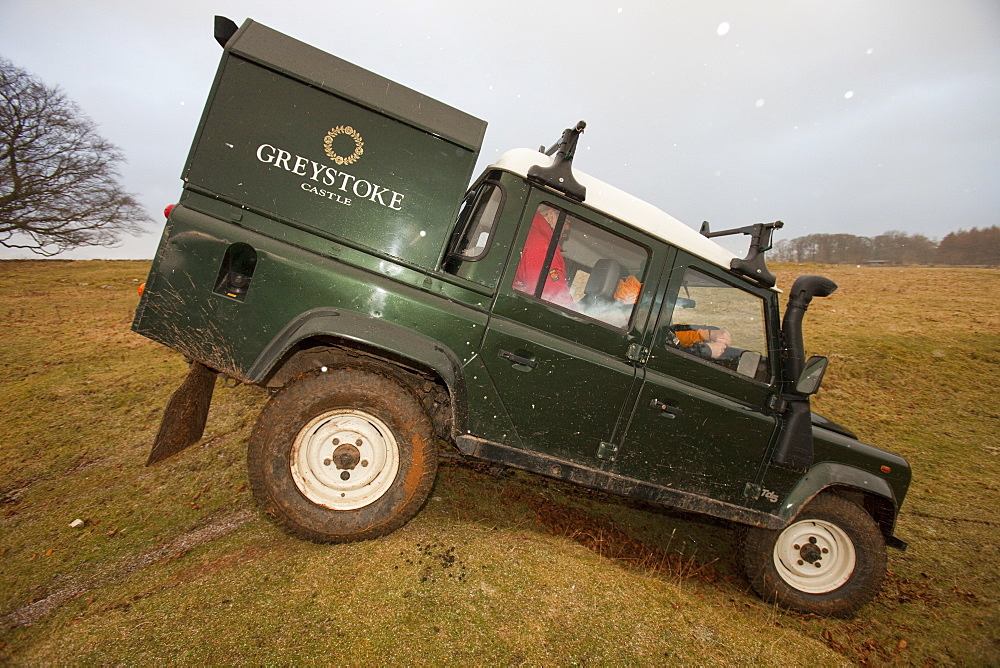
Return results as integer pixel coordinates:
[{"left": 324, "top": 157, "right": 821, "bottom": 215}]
[
  {"left": 515, "top": 488, "right": 721, "bottom": 582},
  {"left": 441, "top": 457, "right": 724, "bottom": 582},
  {"left": 0, "top": 480, "right": 31, "bottom": 509},
  {"left": 168, "top": 544, "right": 267, "bottom": 586}
]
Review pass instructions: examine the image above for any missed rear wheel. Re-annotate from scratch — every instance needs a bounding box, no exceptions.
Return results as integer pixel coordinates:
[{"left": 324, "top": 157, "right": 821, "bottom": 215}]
[
  {"left": 247, "top": 367, "right": 438, "bottom": 543},
  {"left": 740, "top": 493, "right": 887, "bottom": 616}
]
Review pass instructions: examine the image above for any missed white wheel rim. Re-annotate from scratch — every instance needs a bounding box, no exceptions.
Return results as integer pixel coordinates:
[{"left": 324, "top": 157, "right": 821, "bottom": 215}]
[
  {"left": 290, "top": 409, "right": 399, "bottom": 511},
  {"left": 773, "top": 518, "right": 856, "bottom": 594}
]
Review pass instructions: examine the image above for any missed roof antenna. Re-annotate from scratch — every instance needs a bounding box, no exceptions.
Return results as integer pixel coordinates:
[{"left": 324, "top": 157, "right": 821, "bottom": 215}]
[
  {"left": 214, "top": 16, "right": 239, "bottom": 49},
  {"left": 527, "top": 121, "right": 587, "bottom": 202}
]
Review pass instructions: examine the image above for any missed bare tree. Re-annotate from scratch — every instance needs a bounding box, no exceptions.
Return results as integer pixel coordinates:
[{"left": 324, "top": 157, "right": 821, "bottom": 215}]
[{"left": 0, "top": 59, "right": 150, "bottom": 256}]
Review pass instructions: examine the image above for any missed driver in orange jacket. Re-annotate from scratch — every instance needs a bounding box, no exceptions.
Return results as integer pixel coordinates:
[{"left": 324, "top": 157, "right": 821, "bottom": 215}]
[{"left": 670, "top": 325, "right": 732, "bottom": 359}]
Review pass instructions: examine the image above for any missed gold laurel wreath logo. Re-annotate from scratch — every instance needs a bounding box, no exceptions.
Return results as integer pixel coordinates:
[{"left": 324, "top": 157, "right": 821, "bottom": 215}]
[{"left": 323, "top": 125, "right": 364, "bottom": 166}]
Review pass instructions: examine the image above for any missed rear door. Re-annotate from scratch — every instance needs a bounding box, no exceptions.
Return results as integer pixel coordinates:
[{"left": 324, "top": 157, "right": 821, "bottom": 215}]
[
  {"left": 611, "top": 252, "right": 782, "bottom": 504},
  {"left": 477, "top": 190, "right": 664, "bottom": 466}
]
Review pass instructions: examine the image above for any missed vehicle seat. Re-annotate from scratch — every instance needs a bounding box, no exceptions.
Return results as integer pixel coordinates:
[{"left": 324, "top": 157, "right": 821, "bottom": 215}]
[{"left": 581, "top": 259, "right": 622, "bottom": 308}]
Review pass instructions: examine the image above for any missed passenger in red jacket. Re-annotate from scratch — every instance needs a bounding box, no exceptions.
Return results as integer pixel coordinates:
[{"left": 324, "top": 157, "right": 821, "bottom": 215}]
[{"left": 513, "top": 204, "right": 576, "bottom": 310}]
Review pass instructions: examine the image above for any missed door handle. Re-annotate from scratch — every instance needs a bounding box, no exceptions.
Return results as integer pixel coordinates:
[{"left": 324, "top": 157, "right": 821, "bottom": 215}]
[
  {"left": 499, "top": 349, "right": 538, "bottom": 370},
  {"left": 650, "top": 398, "right": 683, "bottom": 418}
]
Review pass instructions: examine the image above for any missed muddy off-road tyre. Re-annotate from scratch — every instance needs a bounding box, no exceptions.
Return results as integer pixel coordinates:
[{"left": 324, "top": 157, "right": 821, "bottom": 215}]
[
  {"left": 740, "top": 493, "right": 886, "bottom": 617},
  {"left": 247, "top": 367, "right": 438, "bottom": 543}
]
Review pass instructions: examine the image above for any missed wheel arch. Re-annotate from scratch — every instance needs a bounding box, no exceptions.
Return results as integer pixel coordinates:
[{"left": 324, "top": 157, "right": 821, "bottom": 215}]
[
  {"left": 778, "top": 462, "right": 902, "bottom": 547},
  {"left": 246, "top": 307, "right": 468, "bottom": 441}
]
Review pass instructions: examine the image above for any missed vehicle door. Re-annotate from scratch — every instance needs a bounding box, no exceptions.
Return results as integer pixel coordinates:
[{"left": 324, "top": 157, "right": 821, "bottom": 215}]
[
  {"left": 477, "top": 191, "right": 663, "bottom": 466},
  {"left": 611, "top": 252, "right": 782, "bottom": 505}
]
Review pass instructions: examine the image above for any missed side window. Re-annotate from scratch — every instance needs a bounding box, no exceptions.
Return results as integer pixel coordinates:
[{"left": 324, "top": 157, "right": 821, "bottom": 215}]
[
  {"left": 513, "top": 203, "right": 649, "bottom": 329},
  {"left": 447, "top": 182, "right": 503, "bottom": 263},
  {"left": 665, "top": 267, "right": 769, "bottom": 381}
]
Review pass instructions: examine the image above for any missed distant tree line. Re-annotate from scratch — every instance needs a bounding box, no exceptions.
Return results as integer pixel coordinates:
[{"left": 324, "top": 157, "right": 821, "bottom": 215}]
[
  {"left": 935, "top": 227, "right": 1000, "bottom": 266},
  {"left": 770, "top": 227, "right": 999, "bottom": 266}
]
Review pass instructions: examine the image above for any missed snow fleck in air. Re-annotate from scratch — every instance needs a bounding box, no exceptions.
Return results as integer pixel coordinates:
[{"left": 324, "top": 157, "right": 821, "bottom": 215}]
[
  {"left": 844, "top": 90, "right": 855, "bottom": 99},
  {"left": 866, "top": 48, "right": 874, "bottom": 55},
  {"left": 717, "top": 22, "right": 731, "bottom": 36},
  {"left": 617, "top": 7, "right": 623, "bottom": 13},
  {"left": 755, "top": 98, "right": 766, "bottom": 108}
]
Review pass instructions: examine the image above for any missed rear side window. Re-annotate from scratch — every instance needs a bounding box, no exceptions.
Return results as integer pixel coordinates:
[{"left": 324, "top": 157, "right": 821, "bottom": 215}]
[
  {"left": 448, "top": 182, "right": 503, "bottom": 262},
  {"left": 513, "top": 202, "right": 649, "bottom": 329}
]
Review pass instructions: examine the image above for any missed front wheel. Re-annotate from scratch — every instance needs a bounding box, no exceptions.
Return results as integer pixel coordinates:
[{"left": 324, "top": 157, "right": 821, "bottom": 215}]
[
  {"left": 740, "top": 493, "right": 887, "bottom": 616},
  {"left": 247, "top": 367, "right": 438, "bottom": 543}
]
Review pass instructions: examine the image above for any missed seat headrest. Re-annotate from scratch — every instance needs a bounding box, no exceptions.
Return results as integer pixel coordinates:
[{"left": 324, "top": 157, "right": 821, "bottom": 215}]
[{"left": 585, "top": 259, "right": 622, "bottom": 298}]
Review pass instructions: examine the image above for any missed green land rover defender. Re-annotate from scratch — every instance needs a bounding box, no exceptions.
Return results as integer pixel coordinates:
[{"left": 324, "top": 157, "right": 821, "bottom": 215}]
[{"left": 133, "top": 17, "right": 910, "bottom": 616}]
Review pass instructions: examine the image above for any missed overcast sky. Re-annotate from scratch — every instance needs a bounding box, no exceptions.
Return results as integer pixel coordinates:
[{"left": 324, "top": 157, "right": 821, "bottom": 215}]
[{"left": 1, "top": 0, "right": 997, "bottom": 259}]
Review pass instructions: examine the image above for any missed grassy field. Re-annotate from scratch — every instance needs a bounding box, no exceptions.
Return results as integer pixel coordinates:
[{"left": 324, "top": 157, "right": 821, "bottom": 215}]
[{"left": 1, "top": 260, "right": 997, "bottom": 665}]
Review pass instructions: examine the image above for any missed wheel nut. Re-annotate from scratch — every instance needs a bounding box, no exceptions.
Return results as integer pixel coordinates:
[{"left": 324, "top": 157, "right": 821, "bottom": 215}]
[
  {"left": 323, "top": 458, "right": 332, "bottom": 466},
  {"left": 340, "top": 471, "right": 350, "bottom": 481},
  {"left": 332, "top": 438, "right": 340, "bottom": 445},
  {"left": 821, "top": 548, "right": 829, "bottom": 554},
  {"left": 797, "top": 560, "right": 804, "bottom": 566},
  {"left": 793, "top": 544, "right": 800, "bottom": 550},
  {"left": 356, "top": 438, "right": 363, "bottom": 446},
  {"left": 361, "top": 460, "right": 369, "bottom": 467},
  {"left": 815, "top": 563, "right": 822, "bottom": 568}
]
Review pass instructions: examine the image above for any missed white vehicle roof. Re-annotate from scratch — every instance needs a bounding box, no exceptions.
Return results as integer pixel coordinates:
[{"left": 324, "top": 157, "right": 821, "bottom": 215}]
[{"left": 491, "top": 148, "right": 738, "bottom": 272}]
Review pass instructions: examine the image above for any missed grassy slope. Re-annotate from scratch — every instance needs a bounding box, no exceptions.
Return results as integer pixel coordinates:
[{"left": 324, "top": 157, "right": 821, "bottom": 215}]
[{"left": 0, "top": 260, "right": 997, "bottom": 665}]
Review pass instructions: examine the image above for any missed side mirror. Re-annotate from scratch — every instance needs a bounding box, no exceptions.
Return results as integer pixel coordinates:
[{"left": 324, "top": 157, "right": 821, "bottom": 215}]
[
  {"left": 736, "top": 350, "right": 762, "bottom": 378},
  {"left": 676, "top": 297, "right": 696, "bottom": 309},
  {"left": 796, "top": 355, "right": 829, "bottom": 395}
]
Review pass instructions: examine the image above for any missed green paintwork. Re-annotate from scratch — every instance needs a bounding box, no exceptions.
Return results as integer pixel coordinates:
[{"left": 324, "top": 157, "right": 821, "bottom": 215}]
[
  {"left": 474, "top": 188, "right": 663, "bottom": 466},
  {"left": 611, "top": 251, "right": 783, "bottom": 505},
  {"left": 134, "top": 18, "right": 910, "bottom": 541},
  {"left": 755, "top": 426, "right": 912, "bottom": 521},
  {"left": 134, "top": 199, "right": 491, "bottom": 386},
  {"left": 183, "top": 20, "right": 486, "bottom": 272}
]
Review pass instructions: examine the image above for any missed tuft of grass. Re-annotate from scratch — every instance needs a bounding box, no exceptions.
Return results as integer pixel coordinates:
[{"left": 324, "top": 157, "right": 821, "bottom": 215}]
[{"left": 0, "top": 260, "right": 997, "bottom": 664}]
